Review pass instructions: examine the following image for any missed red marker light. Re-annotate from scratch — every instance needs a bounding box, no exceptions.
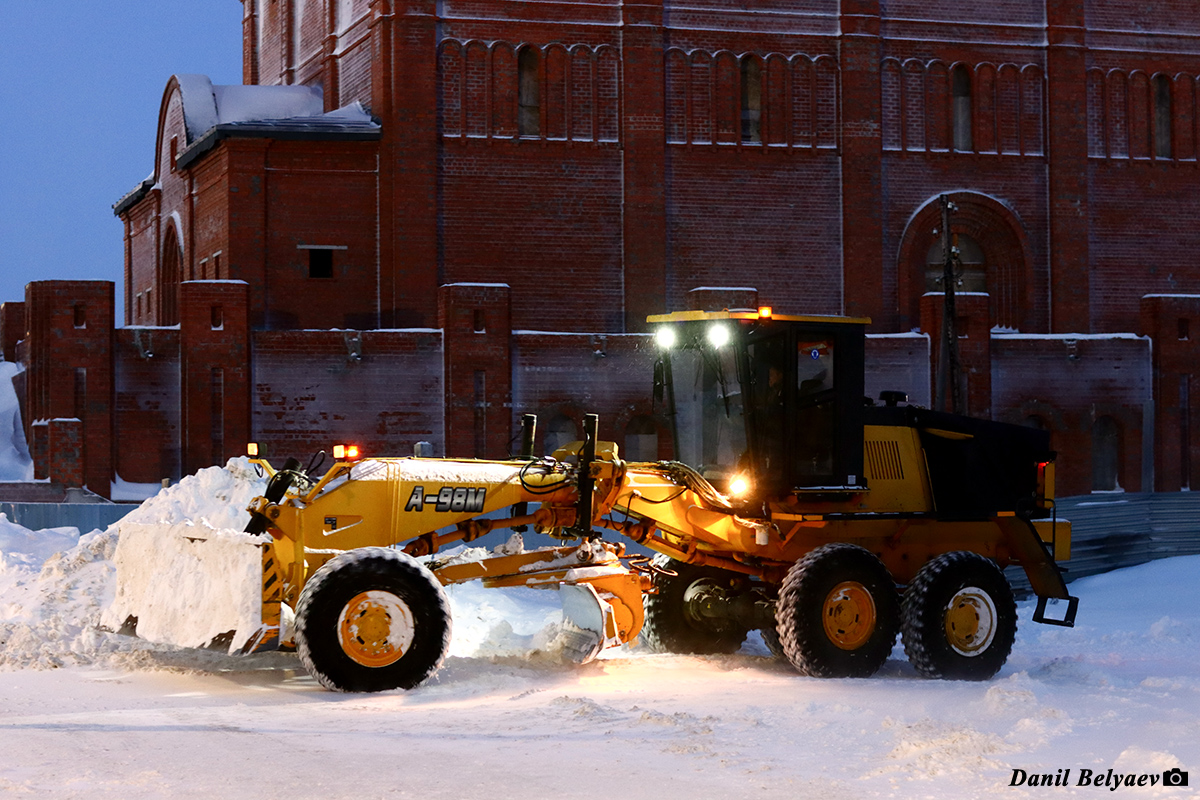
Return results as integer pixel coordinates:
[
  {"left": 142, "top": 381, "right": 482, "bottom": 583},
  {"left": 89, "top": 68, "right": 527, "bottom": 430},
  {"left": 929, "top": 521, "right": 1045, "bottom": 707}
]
[{"left": 334, "top": 444, "right": 361, "bottom": 460}]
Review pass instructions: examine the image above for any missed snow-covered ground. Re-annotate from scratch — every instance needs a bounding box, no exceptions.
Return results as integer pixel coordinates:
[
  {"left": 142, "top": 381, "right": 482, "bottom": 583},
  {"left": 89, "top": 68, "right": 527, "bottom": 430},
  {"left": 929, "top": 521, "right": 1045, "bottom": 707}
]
[{"left": 0, "top": 462, "right": 1197, "bottom": 799}]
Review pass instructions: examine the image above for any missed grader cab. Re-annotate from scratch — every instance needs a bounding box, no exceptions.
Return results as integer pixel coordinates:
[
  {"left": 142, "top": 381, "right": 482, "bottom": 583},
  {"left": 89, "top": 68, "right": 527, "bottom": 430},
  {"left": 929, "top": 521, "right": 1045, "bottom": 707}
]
[{"left": 103, "top": 309, "right": 1077, "bottom": 692}]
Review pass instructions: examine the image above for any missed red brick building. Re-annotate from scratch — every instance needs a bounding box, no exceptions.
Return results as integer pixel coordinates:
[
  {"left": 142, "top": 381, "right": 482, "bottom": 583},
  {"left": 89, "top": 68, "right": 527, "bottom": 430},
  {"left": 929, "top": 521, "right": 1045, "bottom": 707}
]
[{"left": 3, "top": 0, "right": 1199, "bottom": 498}]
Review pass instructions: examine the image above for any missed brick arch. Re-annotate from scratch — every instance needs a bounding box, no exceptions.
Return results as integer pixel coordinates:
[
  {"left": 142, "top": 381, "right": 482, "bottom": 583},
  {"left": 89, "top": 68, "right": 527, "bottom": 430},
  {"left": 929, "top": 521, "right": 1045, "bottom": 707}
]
[
  {"left": 159, "top": 223, "right": 182, "bottom": 326},
  {"left": 897, "top": 192, "right": 1036, "bottom": 333}
]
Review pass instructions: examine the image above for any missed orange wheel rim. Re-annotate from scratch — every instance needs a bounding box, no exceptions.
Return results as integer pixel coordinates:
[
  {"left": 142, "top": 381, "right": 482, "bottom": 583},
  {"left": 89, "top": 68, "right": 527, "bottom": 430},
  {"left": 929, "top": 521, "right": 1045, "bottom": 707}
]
[
  {"left": 822, "top": 581, "right": 876, "bottom": 651},
  {"left": 943, "top": 587, "right": 997, "bottom": 656},
  {"left": 337, "top": 590, "right": 416, "bottom": 668}
]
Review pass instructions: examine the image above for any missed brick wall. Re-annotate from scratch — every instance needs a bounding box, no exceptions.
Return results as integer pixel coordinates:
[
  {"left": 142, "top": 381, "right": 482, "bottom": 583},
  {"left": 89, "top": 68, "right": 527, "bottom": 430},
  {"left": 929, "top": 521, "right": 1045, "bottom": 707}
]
[
  {"left": 0, "top": 302, "right": 24, "bottom": 363},
  {"left": 511, "top": 331, "right": 663, "bottom": 459},
  {"left": 251, "top": 328, "right": 444, "bottom": 461},
  {"left": 21, "top": 282, "right": 114, "bottom": 497},
  {"left": 47, "top": 418, "right": 83, "bottom": 488},
  {"left": 180, "top": 281, "right": 251, "bottom": 474},
  {"left": 1140, "top": 295, "right": 1200, "bottom": 491},
  {"left": 666, "top": 150, "right": 843, "bottom": 317},
  {"left": 439, "top": 284, "right": 514, "bottom": 459},
  {"left": 439, "top": 145, "right": 625, "bottom": 333},
  {"left": 864, "top": 333, "right": 931, "bottom": 408},
  {"left": 1089, "top": 164, "right": 1200, "bottom": 334},
  {"left": 920, "top": 292, "right": 992, "bottom": 418},
  {"left": 114, "top": 327, "right": 181, "bottom": 483},
  {"left": 991, "top": 333, "right": 1152, "bottom": 497}
]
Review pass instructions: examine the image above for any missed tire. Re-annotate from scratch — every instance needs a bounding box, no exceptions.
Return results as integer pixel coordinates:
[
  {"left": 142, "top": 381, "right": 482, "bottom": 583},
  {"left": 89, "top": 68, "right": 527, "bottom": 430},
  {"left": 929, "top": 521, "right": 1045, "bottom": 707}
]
[
  {"left": 901, "top": 551, "right": 1017, "bottom": 681},
  {"left": 760, "top": 625, "right": 786, "bottom": 659},
  {"left": 775, "top": 543, "right": 900, "bottom": 678},
  {"left": 641, "top": 554, "right": 749, "bottom": 654},
  {"left": 296, "top": 547, "right": 452, "bottom": 692}
]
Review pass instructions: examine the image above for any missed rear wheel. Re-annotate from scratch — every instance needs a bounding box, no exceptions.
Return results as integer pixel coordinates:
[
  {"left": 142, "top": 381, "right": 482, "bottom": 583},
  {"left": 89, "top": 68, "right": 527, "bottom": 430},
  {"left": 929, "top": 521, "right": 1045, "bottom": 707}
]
[
  {"left": 775, "top": 543, "right": 900, "bottom": 678},
  {"left": 296, "top": 548, "right": 451, "bottom": 692},
  {"left": 901, "top": 551, "right": 1017, "bottom": 680},
  {"left": 641, "top": 554, "right": 749, "bottom": 654}
]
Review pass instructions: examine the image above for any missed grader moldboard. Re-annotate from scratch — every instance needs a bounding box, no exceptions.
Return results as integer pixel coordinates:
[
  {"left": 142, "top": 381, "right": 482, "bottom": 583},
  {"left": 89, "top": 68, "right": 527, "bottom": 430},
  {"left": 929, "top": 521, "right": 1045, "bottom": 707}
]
[{"left": 105, "top": 309, "right": 1078, "bottom": 692}]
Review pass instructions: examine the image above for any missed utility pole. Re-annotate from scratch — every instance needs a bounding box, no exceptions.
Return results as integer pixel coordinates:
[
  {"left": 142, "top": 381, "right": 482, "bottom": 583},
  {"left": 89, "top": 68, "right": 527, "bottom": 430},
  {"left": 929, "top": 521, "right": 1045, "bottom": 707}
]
[{"left": 935, "top": 194, "right": 965, "bottom": 415}]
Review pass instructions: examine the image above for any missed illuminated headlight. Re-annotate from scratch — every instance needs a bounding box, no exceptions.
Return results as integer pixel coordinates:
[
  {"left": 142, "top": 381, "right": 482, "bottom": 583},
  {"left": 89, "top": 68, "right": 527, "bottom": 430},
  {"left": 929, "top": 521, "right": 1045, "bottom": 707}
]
[
  {"left": 707, "top": 323, "right": 731, "bottom": 348},
  {"left": 728, "top": 475, "right": 751, "bottom": 496},
  {"left": 655, "top": 326, "right": 677, "bottom": 348}
]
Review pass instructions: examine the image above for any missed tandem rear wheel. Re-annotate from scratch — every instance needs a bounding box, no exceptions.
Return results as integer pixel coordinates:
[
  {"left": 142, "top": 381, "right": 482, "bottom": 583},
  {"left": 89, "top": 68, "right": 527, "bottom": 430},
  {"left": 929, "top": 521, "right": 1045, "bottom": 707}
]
[
  {"left": 901, "top": 551, "right": 1017, "bottom": 681},
  {"left": 296, "top": 547, "right": 452, "bottom": 692},
  {"left": 775, "top": 543, "right": 901, "bottom": 678}
]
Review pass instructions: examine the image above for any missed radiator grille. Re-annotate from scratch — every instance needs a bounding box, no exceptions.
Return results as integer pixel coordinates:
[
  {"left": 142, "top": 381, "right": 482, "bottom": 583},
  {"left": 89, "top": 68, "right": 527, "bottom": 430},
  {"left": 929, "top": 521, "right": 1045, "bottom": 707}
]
[{"left": 866, "top": 440, "right": 905, "bottom": 481}]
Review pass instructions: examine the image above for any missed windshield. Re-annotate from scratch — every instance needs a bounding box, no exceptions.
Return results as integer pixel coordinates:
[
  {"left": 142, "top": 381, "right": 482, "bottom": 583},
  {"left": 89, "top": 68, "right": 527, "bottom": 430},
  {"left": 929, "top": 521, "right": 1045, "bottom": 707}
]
[{"left": 669, "top": 344, "right": 746, "bottom": 485}]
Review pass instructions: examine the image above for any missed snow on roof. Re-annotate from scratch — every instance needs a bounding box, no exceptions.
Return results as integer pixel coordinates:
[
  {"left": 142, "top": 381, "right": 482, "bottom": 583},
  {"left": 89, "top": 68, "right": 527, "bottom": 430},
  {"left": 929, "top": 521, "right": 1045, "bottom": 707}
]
[
  {"left": 176, "top": 75, "right": 324, "bottom": 142},
  {"left": 990, "top": 331, "right": 1147, "bottom": 341},
  {"left": 213, "top": 84, "right": 324, "bottom": 126},
  {"left": 173, "top": 74, "right": 376, "bottom": 146}
]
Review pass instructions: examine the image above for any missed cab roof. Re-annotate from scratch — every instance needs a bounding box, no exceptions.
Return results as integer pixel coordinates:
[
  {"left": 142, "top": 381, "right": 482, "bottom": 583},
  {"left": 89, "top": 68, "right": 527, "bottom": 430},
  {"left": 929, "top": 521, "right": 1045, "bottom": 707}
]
[{"left": 647, "top": 309, "right": 872, "bottom": 326}]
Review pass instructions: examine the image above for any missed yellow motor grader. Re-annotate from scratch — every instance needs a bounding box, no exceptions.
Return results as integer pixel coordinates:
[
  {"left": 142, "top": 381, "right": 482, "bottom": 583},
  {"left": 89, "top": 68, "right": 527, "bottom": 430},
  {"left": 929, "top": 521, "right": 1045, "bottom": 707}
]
[{"left": 105, "top": 309, "right": 1077, "bottom": 692}]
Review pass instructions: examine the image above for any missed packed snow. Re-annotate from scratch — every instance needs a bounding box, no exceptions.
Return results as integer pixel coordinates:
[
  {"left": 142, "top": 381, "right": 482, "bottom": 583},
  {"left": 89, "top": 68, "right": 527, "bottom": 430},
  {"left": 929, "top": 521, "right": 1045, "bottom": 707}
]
[
  {"left": 0, "top": 459, "right": 1197, "bottom": 798},
  {"left": 0, "top": 361, "right": 33, "bottom": 481}
]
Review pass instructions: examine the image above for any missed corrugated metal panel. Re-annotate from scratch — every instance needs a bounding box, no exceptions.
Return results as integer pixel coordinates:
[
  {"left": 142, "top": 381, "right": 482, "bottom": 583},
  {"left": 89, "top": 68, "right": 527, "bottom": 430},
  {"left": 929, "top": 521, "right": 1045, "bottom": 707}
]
[
  {"left": 1006, "top": 492, "right": 1200, "bottom": 596},
  {"left": 0, "top": 502, "right": 139, "bottom": 533}
]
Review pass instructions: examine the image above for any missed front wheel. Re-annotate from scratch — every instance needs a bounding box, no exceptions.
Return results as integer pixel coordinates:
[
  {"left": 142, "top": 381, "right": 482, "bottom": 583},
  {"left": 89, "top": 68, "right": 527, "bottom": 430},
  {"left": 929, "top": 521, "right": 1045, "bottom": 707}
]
[
  {"left": 775, "top": 543, "right": 900, "bottom": 678},
  {"left": 296, "top": 548, "right": 452, "bottom": 692},
  {"left": 901, "top": 551, "right": 1017, "bottom": 680},
  {"left": 641, "top": 554, "right": 749, "bottom": 654}
]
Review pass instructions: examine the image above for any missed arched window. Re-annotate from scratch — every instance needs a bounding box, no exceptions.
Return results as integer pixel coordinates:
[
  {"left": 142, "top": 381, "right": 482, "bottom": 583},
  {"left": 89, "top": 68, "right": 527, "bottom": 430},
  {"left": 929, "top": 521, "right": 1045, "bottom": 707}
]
[
  {"left": 740, "top": 57, "right": 762, "bottom": 143},
  {"left": 160, "top": 227, "right": 182, "bottom": 326},
  {"left": 1153, "top": 74, "right": 1172, "bottom": 159},
  {"left": 1092, "top": 416, "right": 1122, "bottom": 492},
  {"left": 518, "top": 47, "right": 540, "bottom": 137},
  {"left": 543, "top": 413, "right": 576, "bottom": 457},
  {"left": 624, "top": 416, "right": 659, "bottom": 462},
  {"left": 952, "top": 64, "right": 973, "bottom": 152}
]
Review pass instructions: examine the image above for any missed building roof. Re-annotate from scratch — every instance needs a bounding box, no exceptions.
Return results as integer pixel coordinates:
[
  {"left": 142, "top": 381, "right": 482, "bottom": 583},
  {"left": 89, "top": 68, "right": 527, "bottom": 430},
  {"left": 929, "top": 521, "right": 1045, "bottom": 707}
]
[{"left": 114, "top": 76, "right": 381, "bottom": 215}]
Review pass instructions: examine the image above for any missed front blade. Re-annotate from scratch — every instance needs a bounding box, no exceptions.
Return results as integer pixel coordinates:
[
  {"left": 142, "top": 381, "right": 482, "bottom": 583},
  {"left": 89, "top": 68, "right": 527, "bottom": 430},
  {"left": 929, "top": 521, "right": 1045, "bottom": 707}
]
[
  {"left": 100, "top": 522, "right": 276, "bottom": 655},
  {"left": 555, "top": 583, "right": 616, "bottom": 665}
]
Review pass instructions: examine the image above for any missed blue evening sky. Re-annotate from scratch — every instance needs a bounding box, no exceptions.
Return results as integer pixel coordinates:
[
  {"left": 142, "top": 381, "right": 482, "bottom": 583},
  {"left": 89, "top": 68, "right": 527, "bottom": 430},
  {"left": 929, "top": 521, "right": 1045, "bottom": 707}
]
[{"left": 0, "top": 2, "right": 244, "bottom": 324}]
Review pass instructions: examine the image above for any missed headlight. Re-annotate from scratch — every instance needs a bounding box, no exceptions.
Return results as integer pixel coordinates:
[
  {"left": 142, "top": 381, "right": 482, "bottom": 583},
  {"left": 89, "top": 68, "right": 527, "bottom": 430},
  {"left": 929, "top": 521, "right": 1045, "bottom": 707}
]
[
  {"left": 728, "top": 475, "right": 751, "bottom": 496},
  {"left": 707, "top": 323, "right": 731, "bottom": 348},
  {"left": 655, "top": 326, "right": 677, "bottom": 348}
]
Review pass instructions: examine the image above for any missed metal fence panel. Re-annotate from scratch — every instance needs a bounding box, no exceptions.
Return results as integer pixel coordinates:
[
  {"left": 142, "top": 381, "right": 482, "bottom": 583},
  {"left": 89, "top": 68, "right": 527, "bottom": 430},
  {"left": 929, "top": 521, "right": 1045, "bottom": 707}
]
[
  {"left": 1007, "top": 492, "right": 1200, "bottom": 595},
  {"left": 0, "top": 502, "right": 140, "bottom": 534}
]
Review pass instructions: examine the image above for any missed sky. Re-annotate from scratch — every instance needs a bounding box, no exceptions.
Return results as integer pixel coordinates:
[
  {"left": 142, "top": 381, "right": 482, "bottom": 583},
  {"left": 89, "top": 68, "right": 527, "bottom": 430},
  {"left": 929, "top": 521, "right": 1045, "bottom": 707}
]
[{"left": 0, "top": 2, "right": 245, "bottom": 323}]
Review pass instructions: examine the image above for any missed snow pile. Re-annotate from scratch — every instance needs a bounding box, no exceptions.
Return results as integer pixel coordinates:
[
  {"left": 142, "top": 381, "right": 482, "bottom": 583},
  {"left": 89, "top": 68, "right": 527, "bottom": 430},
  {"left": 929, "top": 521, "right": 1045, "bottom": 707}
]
[
  {"left": 0, "top": 360, "right": 33, "bottom": 481},
  {"left": 0, "top": 458, "right": 268, "bottom": 670},
  {"left": 442, "top": 581, "right": 566, "bottom": 658},
  {"left": 100, "top": 522, "right": 271, "bottom": 653}
]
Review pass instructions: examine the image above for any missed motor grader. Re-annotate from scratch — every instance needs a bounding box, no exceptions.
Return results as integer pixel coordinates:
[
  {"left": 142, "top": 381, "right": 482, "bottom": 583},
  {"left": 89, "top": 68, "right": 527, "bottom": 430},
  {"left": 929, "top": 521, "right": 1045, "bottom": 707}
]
[{"left": 104, "top": 309, "right": 1077, "bottom": 692}]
